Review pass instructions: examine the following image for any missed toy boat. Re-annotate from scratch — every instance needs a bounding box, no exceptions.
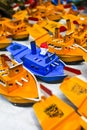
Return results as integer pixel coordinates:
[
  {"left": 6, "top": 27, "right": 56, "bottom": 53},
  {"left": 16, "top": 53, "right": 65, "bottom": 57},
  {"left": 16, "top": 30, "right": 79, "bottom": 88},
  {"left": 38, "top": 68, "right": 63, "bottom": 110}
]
[
  {"left": 78, "top": 97, "right": 87, "bottom": 129},
  {"left": 12, "top": 10, "right": 28, "bottom": 20},
  {"left": 38, "top": 20, "right": 64, "bottom": 35},
  {"left": 47, "top": 25, "right": 85, "bottom": 64},
  {"left": 0, "top": 54, "right": 40, "bottom": 105},
  {"left": 0, "top": 18, "right": 12, "bottom": 38},
  {"left": 60, "top": 76, "right": 87, "bottom": 107},
  {"left": 7, "top": 41, "right": 66, "bottom": 83},
  {"left": 27, "top": 24, "right": 50, "bottom": 45},
  {"left": 33, "top": 84, "right": 83, "bottom": 130},
  {"left": 0, "top": 17, "right": 10, "bottom": 25},
  {"left": 73, "top": 20, "right": 87, "bottom": 48},
  {"left": 60, "top": 76, "right": 87, "bottom": 129},
  {"left": 0, "top": 25, "right": 12, "bottom": 49},
  {"left": 4, "top": 19, "right": 29, "bottom": 40},
  {"left": 0, "top": 35, "right": 12, "bottom": 49}
]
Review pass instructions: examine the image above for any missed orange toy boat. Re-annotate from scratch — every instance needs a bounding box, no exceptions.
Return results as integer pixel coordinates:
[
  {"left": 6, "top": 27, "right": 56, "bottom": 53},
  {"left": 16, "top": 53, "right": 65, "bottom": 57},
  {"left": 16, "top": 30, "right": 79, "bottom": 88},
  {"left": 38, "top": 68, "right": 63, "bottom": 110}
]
[
  {"left": 0, "top": 54, "right": 40, "bottom": 105},
  {"left": 4, "top": 19, "right": 29, "bottom": 40},
  {"left": 0, "top": 25, "right": 12, "bottom": 49},
  {"left": 33, "top": 84, "right": 84, "bottom": 130},
  {"left": 60, "top": 76, "right": 87, "bottom": 107},
  {"left": 12, "top": 10, "right": 28, "bottom": 21},
  {"left": 0, "top": 35, "right": 12, "bottom": 49},
  {"left": 27, "top": 23, "right": 50, "bottom": 45},
  {"left": 60, "top": 76, "right": 87, "bottom": 129},
  {"left": 47, "top": 24, "right": 86, "bottom": 64},
  {"left": 38, "top": 20, "right": 64, "bottom": 35}
]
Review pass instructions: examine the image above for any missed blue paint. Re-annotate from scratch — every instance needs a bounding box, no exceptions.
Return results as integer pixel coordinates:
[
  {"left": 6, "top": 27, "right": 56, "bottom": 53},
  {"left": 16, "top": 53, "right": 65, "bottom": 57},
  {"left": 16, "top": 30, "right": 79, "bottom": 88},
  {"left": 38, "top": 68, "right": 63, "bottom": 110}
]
[
  {"left": 30, "top": 41, "right": 36, "bottom": 54},
  {"left": 72, "top": 3, "right": 78, "bottom": 11}
]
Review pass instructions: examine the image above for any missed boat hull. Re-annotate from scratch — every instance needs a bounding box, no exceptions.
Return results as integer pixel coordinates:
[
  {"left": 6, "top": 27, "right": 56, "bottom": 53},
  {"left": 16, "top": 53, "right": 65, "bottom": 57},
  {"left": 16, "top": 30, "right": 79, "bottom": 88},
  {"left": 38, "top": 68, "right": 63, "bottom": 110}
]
[
  {"left": 22, "top": 59, "right": 66, "bottom": 83},
  {"left": 36, "top": 75, "right": 66, "bottom": 83},
  {"left": 12, "top": 33, "right": 29, "bottom": 40},
  {"left": 3, "top": 95, "right": 39, "bottom": 105},
  {"left": 0, "top": 39, "right": 12, "bottom": 49},
  {"left": 58, "top": 55, "right": 84, "bottom": 64},
  {"left": 0, "top": 42, "right": 11, "bottom": 49}
]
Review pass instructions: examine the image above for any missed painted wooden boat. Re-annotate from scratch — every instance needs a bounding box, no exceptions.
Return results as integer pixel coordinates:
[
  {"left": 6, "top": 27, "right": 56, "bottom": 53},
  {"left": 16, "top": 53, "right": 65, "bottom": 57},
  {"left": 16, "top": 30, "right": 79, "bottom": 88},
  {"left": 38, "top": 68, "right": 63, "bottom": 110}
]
[
  {"left": 46, "top": 25, "right": 85, "bottom": 64},
  {"left": 27, "top": 23, "right": 50, "bottom": 45},
  {"left": 0, "top": 54, "right": 40, "bottom": 105},
  {"left": 4, "top": 19, "right": 29, "bottom": 40},
  {"left": 60, "top": 76, "right": 87, "bottom": 129},
  {"left": 7, "top": 41, "right": 67, "bottom": 83},
  {"left": 33, "top": 84, "right": 83, "bottom": 130},
  {"left": 0, "top": 36, "right": 12, "bottom": 49},
  {"left": 0, "top": 25, "right": 12, "bottom": 49}
]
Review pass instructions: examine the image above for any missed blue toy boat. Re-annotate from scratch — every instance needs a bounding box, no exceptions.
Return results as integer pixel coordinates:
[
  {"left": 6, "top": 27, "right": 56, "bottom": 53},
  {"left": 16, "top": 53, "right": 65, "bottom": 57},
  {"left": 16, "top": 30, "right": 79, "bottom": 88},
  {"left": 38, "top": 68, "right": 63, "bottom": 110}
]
[{"left": 7, "top": 41, "right": 67, "bottom": 83}]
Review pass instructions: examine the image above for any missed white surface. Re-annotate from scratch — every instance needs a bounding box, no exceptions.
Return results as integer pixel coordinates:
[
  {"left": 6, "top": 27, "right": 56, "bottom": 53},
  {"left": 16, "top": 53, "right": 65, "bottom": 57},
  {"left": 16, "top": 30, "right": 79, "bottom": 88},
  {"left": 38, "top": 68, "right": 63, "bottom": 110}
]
[{"left": 0, "top": 39, "right": 87, "bottom": 130}]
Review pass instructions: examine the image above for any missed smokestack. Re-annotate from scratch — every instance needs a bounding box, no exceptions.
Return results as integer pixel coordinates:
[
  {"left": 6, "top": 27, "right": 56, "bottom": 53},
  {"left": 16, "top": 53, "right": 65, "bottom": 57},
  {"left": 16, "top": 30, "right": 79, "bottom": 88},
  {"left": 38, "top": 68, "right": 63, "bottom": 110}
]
[
  {"left": 30, "top": 41, "right": 36, "bottom": 54},
  {"left": 58, "top": 0, "right": 61, "bottom": 5},
  {"left": 55, "top": 28, "right": 60, "bottom": 38},
  {"left": 66, "top": 19, "right": 71, "bottom": 30},
  {"left": 82, "top": 24, "right": 87, "bottom": 32}
]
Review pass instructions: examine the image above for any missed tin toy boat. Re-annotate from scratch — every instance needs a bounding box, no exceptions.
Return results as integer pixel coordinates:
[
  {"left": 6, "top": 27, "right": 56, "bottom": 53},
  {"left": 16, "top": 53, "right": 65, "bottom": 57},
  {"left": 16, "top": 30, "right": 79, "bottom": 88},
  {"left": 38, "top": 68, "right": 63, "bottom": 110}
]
[
  {"left": 0, "top": 54, "right": 40, "bottom": 105},
  {"left": 7, "top": 41, "right": 67, "bottom": 83},
  {"left": 47, "top": 24, "right": 85, "bottom": 64},
  {"left": 27, "top": 23, "right": 50, "bottom": 45},
  {"left": 0, "top": 34, "right": 12, "bottom": 49},
  {"left": 60, "top": 76, "right": 87, "bottom": 129},
  {"left": 12, "top": 10, "right": 28, "bottom": 21},
  {"left": 38, "top": 20, "right": 64, "bottom": 35},
  {"left": 33, "top": 84, "right": 84, "bottom": 130},
  {"left": 0, "top": 24, "right": 12, "bottom": 49},
  {"left": 4, "top": 19, "right": 29, "bottom": 40}
]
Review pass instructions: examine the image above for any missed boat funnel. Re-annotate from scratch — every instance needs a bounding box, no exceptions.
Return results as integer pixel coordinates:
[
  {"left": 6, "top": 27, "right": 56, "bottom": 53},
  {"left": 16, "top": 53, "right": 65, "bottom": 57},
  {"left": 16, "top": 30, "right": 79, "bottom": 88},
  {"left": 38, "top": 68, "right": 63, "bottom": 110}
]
[
  {"left": 66, "top": 19, "right": 71, "bottom": 30},
  {"left": 30, "top": 41, "right": 36, "bottom": 55},
  {"left": 55, "top": 28, "right": 60, "bottom": 38}
]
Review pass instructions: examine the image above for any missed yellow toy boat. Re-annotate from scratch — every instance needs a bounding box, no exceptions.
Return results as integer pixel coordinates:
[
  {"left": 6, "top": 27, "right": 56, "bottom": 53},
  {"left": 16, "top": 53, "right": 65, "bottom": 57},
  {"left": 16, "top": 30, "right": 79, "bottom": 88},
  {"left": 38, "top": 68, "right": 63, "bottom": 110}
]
[
  {"left": 60, "top": 76, "right": 87, "bottom": 129},
  {"left": 38, "top": 20, "right": 64, "bottom": 35},
  {"left": 73, "top": 21, "right": 87, "bottom": 49},
  {"left": 78, "top": 97, "right": 87, "bottom": 129},
  {"left": 46, "top": 13, "right": 62, "bottom": 21},
  {"left": 12, "top": 10, "right": 28, "bottom": 21},
  {"left": 47, "top": 25, "right": 85, "bottom": 64},
  {"left": 4, "top": 19, "right": 29, "bottom": 40},
  {"left": 0, "top": 54, "right": 40, "bottom": 105},
  {"left": 27, "top": 24, "right": 50, "bottom": 45},
  {"left": 0, "top": 35, "right": 12, "bottom": 49},
  {"left": 0, "top": 17, "right": 10, "bottom": 26},
  {"left": 0, "top": 25, "right": 12, "bottom": 49},
  {"left": 60, "top": 76, "right": 87, "bottom": 107},
  {"left": 33, "top": 84, "right": 83, "bottom": 130}
]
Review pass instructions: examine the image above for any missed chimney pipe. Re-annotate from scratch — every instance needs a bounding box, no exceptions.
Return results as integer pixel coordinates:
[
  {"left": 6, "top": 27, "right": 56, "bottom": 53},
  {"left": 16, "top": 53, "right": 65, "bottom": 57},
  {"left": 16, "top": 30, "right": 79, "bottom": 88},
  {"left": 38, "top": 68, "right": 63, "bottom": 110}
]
[
  {"left": 30, "top": 41, "right": 36, "bottom": 55},
  {"left": 55, "top": 28, "right": 60, "bottom": 38},
  {"left": 66, "top": 19, "right": 71, "bottom": 30},
  {"left": 58, "top": 0, "right": 61, "bottom": 5}
]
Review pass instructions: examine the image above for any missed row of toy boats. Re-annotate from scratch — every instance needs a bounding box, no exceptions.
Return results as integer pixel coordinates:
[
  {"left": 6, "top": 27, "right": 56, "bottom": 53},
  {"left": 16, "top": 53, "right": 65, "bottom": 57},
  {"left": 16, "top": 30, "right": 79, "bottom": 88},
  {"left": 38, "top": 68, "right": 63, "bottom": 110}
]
[
  {"left": 0, "top": 40, "right": 82, "bottom": 104},
  {"left": 2, "top": 17, "right": 87, "bottom": 65},
  {"left": 1, "top": 8, "right": 87, "bottom": 65},
  {"left": 7, "top": 41, "right": 82, "bottom": 83},
  {"left": 0, "top": 0, "right": 86, "bottom": 48}
]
